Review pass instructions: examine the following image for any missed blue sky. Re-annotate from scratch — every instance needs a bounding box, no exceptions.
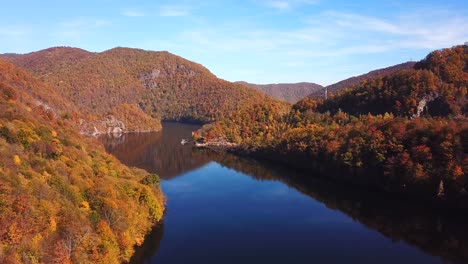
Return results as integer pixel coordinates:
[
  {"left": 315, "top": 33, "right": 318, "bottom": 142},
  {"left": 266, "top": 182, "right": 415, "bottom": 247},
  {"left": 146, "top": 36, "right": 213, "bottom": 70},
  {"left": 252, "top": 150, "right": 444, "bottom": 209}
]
[{"left": 0, "top": 0, "right": 466, "bottom": 85}]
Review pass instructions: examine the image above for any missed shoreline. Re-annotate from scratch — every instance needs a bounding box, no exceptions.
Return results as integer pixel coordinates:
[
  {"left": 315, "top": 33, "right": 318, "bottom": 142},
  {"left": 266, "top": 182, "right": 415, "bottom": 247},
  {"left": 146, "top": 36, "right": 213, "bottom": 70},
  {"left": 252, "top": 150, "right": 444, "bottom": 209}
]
[{"left": 195, "top": 141, "right": 468, "bottom": 212}]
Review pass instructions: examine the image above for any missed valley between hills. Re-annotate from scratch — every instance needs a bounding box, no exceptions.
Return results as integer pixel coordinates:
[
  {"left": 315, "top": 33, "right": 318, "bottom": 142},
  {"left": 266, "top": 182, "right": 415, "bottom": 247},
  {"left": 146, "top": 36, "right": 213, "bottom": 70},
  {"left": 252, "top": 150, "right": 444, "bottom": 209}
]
[{"left": 0, "top": 44, "right": 466, "bottom": 263}]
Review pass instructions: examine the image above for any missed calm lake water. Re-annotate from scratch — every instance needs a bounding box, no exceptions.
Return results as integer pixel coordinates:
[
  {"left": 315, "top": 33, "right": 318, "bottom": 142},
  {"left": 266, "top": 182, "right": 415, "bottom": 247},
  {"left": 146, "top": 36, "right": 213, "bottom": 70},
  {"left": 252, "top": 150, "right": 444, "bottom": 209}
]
[{"left": 101, "top": 122, "right": 468, "bottom": 264}]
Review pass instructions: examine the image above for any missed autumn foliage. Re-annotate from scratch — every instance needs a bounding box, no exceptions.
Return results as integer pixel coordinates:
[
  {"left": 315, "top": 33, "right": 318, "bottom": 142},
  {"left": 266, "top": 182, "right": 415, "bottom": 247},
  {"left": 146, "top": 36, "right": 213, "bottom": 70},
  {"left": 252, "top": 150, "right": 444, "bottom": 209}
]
[
  {"left": 238, "top": 81, "right": 323, "bottom": 103},
  {"left": 197, "top": 45, "right": 468, "bottom": 206},
  {"left": 0, "top": 59, "right": 165, "bottom": 263},
  {"left": 2, "top": 47, "right": 281, "bottom": 133},
  {"left": 309, "top": 61, "right": 416, "bottom": 99}
]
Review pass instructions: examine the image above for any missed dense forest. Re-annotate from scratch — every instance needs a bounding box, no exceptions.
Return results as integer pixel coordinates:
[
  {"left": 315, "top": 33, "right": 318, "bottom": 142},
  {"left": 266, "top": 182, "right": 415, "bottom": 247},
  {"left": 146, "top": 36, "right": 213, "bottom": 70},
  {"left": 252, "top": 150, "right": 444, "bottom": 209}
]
[
  {"left": 196, "top": 45, "right": 468, "bottom": 208},
  {"left": 237, "top": 81, "right": 323, "bottom": 103},
  {"left": 0, "top": 48, "right": 160, "bottom": 135},
  {"left": 308, "top": 46, "right": 467, "bottom": 117},
  {"left": 1, "top": 47, "right": 283, "bottom": 134},
  {"left": 0, "top": 58, "right": 165, "bottom": 263}
]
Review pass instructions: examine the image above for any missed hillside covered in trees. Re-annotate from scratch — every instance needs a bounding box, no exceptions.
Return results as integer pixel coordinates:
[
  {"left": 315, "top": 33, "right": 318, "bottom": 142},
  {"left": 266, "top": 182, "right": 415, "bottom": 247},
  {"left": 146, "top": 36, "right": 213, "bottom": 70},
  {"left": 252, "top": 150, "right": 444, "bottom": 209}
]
[
  {"left": 0, "top": 58, "right": 165, "bottom": 263},
  {"left": 196, "top": 45, "right": 468, "bottom": 208},
  {"left": 303, "top": 46, "right": 467, "bottom": 117},
  {"left": 237, "top": 81, "right": 323, "bottom": 103},
  {"left": 309, "top": 61, "right": 416, "bottom": 99},
  {"left": 1, "top": 47, "right": 283, "bottom": 135}
]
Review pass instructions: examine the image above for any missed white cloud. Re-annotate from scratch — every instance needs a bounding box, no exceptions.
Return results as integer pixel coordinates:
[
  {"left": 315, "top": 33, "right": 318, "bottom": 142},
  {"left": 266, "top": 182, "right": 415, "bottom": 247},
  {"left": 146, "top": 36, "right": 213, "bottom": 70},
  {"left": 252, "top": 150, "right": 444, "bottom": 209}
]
[
  {"left": 122, "top": 8, "right": 146, "bottom": 17},
  {"left": 159, "top": 5, "right": 190, "bottom": 17}
]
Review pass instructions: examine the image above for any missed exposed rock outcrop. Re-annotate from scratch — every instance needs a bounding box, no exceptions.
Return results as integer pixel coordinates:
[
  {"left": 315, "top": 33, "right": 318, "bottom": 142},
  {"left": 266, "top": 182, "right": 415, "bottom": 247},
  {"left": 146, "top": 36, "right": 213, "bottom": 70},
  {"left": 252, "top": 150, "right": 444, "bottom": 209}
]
[
  {"left": 79, "top": 115, "right": 126, "bottom": 136},
  {"left": 103, "top": 115, "right": 126, "bottom": 134},
  {"left": 413, "top": 92, "right": 439, "bottom": 118}
]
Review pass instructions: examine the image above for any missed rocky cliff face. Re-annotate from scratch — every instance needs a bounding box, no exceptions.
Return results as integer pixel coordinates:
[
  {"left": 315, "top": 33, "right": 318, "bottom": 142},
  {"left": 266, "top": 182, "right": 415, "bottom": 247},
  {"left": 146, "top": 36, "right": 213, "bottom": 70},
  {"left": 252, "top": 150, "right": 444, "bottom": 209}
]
[
  {"left": 103, "top": 115, "right": 126, "bottom": 134},
  {"left": 413, "top": 92, "right": 439, "bottom": 118}
]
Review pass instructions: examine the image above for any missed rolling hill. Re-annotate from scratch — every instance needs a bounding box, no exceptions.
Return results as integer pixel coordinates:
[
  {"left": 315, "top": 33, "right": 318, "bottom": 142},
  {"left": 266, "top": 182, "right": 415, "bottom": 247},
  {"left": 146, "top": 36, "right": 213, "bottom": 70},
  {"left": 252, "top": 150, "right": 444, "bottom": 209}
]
[
  {"left": 303, "top": 45, "right": 467, "bottom": 117},
  {"left": 308, "top": 61, "right": 416, "bottom": 99},
  {"left": 237, "top": 81, "right": 322, "bottom": 103},
  {"left": 238, "top": 62, "right": 415, "bottom": 103}
]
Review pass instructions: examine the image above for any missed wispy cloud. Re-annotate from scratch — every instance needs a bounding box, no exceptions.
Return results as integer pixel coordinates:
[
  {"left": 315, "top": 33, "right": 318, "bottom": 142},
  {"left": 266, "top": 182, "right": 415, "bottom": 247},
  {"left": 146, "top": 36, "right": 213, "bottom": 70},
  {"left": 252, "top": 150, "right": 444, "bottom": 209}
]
[
  {"left": 55, "top": 18, "right": 111, "bottom": 39},
  {"left": 306, "top": 11, "right": 468, "bottom": 52},
  {"left": 159, "top": 5, "right": 190, "bottom": 17},
  {"left": 167, "top": 7, "right": 467, "bottom": 84},
  {"left": 0, "top": 26, "right": 31, "bottom": 37},
  {"left": 267, "top": 1, "right": 290, "bottom": 10},
  {"left": 326, "top": 12, "right": 402, "bottom": 34},
  {"left": 182, "top": 8, "right": 467, "bottom": 56},
  {"left": 122, "top": 8, "right": 146, "bottom": 17},
  {"left": 59, "top": 18, "right": 111, "bottom": 28},
  {"left": 261, "top": 0, "right": 319, "bottom": 11}
]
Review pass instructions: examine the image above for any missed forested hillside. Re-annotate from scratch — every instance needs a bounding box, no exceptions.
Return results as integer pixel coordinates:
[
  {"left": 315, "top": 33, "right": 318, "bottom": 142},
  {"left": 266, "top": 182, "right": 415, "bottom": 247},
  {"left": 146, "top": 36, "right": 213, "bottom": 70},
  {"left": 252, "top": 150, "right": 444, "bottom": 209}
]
[
  {"left": 303, "top": 45, "right": 467, "bottom": 117},
  {"left": 1, "top": 49, "right": 160, "bottom": 135},
  {"left": 1, "top": 47, "right": 94, "bottom": 76},
  {"left": 309, "top": 62, "right": 416, "bottom": 99},
  {"left": 237, "top": 81, "right": 323, "bottom": 103},
  {"left": 2, "top": 47, "right": 282, "bottom": 134},
  {"left": 196, "top": 45, "right": 468, "bottom": 208},
  {"left": 0, "top": 58, "right": 165, "bottom": 263}
]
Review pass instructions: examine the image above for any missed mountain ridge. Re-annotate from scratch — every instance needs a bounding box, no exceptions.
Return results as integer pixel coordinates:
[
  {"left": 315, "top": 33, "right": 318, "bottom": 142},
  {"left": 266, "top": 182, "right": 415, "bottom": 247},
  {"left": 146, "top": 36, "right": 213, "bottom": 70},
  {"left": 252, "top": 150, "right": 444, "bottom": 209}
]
[
  {"left": 1, "top": 47, "right": 286, "bottom": 135},
  {"left": 236, "top": 62, "right": 415, "bottom": 103},
  {"left": 308, "top": 61, "right": 417, "bottom": 99},
  {"left": 237, "top": 81, "right": 323, "bottom": 103}
]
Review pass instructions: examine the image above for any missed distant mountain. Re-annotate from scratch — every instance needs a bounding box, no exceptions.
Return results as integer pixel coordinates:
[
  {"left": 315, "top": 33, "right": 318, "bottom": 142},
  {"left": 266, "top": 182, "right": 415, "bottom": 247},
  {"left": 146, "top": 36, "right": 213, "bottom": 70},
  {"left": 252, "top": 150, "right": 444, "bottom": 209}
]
[
  {"left": 1, "top": 47, "right": 94, "bottom": 75},
  {"left": 296, "top": 45, "right": 467, "bottom": 117},
  {"left": 2, "top": 47, "right": 283, "bottom": 134},
  {"left": 237, "top": 81, "right": 322, "bottom": 103},
  {"left": 308, "top": 61, "right": 416, "bottom": 99}
]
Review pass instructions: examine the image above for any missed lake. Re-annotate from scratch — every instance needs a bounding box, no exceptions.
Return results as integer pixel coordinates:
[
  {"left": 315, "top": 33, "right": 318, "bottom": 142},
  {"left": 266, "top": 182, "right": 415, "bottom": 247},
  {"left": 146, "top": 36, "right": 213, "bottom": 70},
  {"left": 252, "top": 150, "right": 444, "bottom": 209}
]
[{"left": 101, "top": 122, "right": 468, "bottom": 264}]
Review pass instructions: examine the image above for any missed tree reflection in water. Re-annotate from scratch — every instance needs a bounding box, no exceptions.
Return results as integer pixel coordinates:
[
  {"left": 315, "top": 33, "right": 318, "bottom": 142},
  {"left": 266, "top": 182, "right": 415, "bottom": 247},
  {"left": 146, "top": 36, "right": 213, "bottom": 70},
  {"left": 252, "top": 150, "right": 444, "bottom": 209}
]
[
  {"left": 100, "top": 122, "right": 209, "bottom": 179},
  {"left": 129, "top": 221, "right": 165, "bottom": 264},
  {"left": 206, "top": 151, "right": 468, "bottom": 264}
]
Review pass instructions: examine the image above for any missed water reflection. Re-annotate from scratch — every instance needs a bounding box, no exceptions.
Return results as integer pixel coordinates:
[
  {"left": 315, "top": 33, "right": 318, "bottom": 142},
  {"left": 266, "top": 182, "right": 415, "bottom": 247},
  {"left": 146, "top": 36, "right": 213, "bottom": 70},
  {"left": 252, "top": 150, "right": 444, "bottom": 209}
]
[
  {"left": 102, "top": 123, "right": 468, "bottom": 264},
  {"left": 205, "top": 151, "right": 468, "bottom": 264},
  {"left": 100, "top": 122, "right": 209, "bottom": 179},
  {"left": 129, "top": 221, "right": 165, "bottom": 264}
]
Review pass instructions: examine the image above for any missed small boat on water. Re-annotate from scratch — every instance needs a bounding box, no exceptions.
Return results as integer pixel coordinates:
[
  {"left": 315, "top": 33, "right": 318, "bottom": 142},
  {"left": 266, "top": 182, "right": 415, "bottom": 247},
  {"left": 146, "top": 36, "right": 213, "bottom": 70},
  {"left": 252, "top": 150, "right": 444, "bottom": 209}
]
[{"left": 181, "top": 139, "right": 190, "bottom": 145}]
